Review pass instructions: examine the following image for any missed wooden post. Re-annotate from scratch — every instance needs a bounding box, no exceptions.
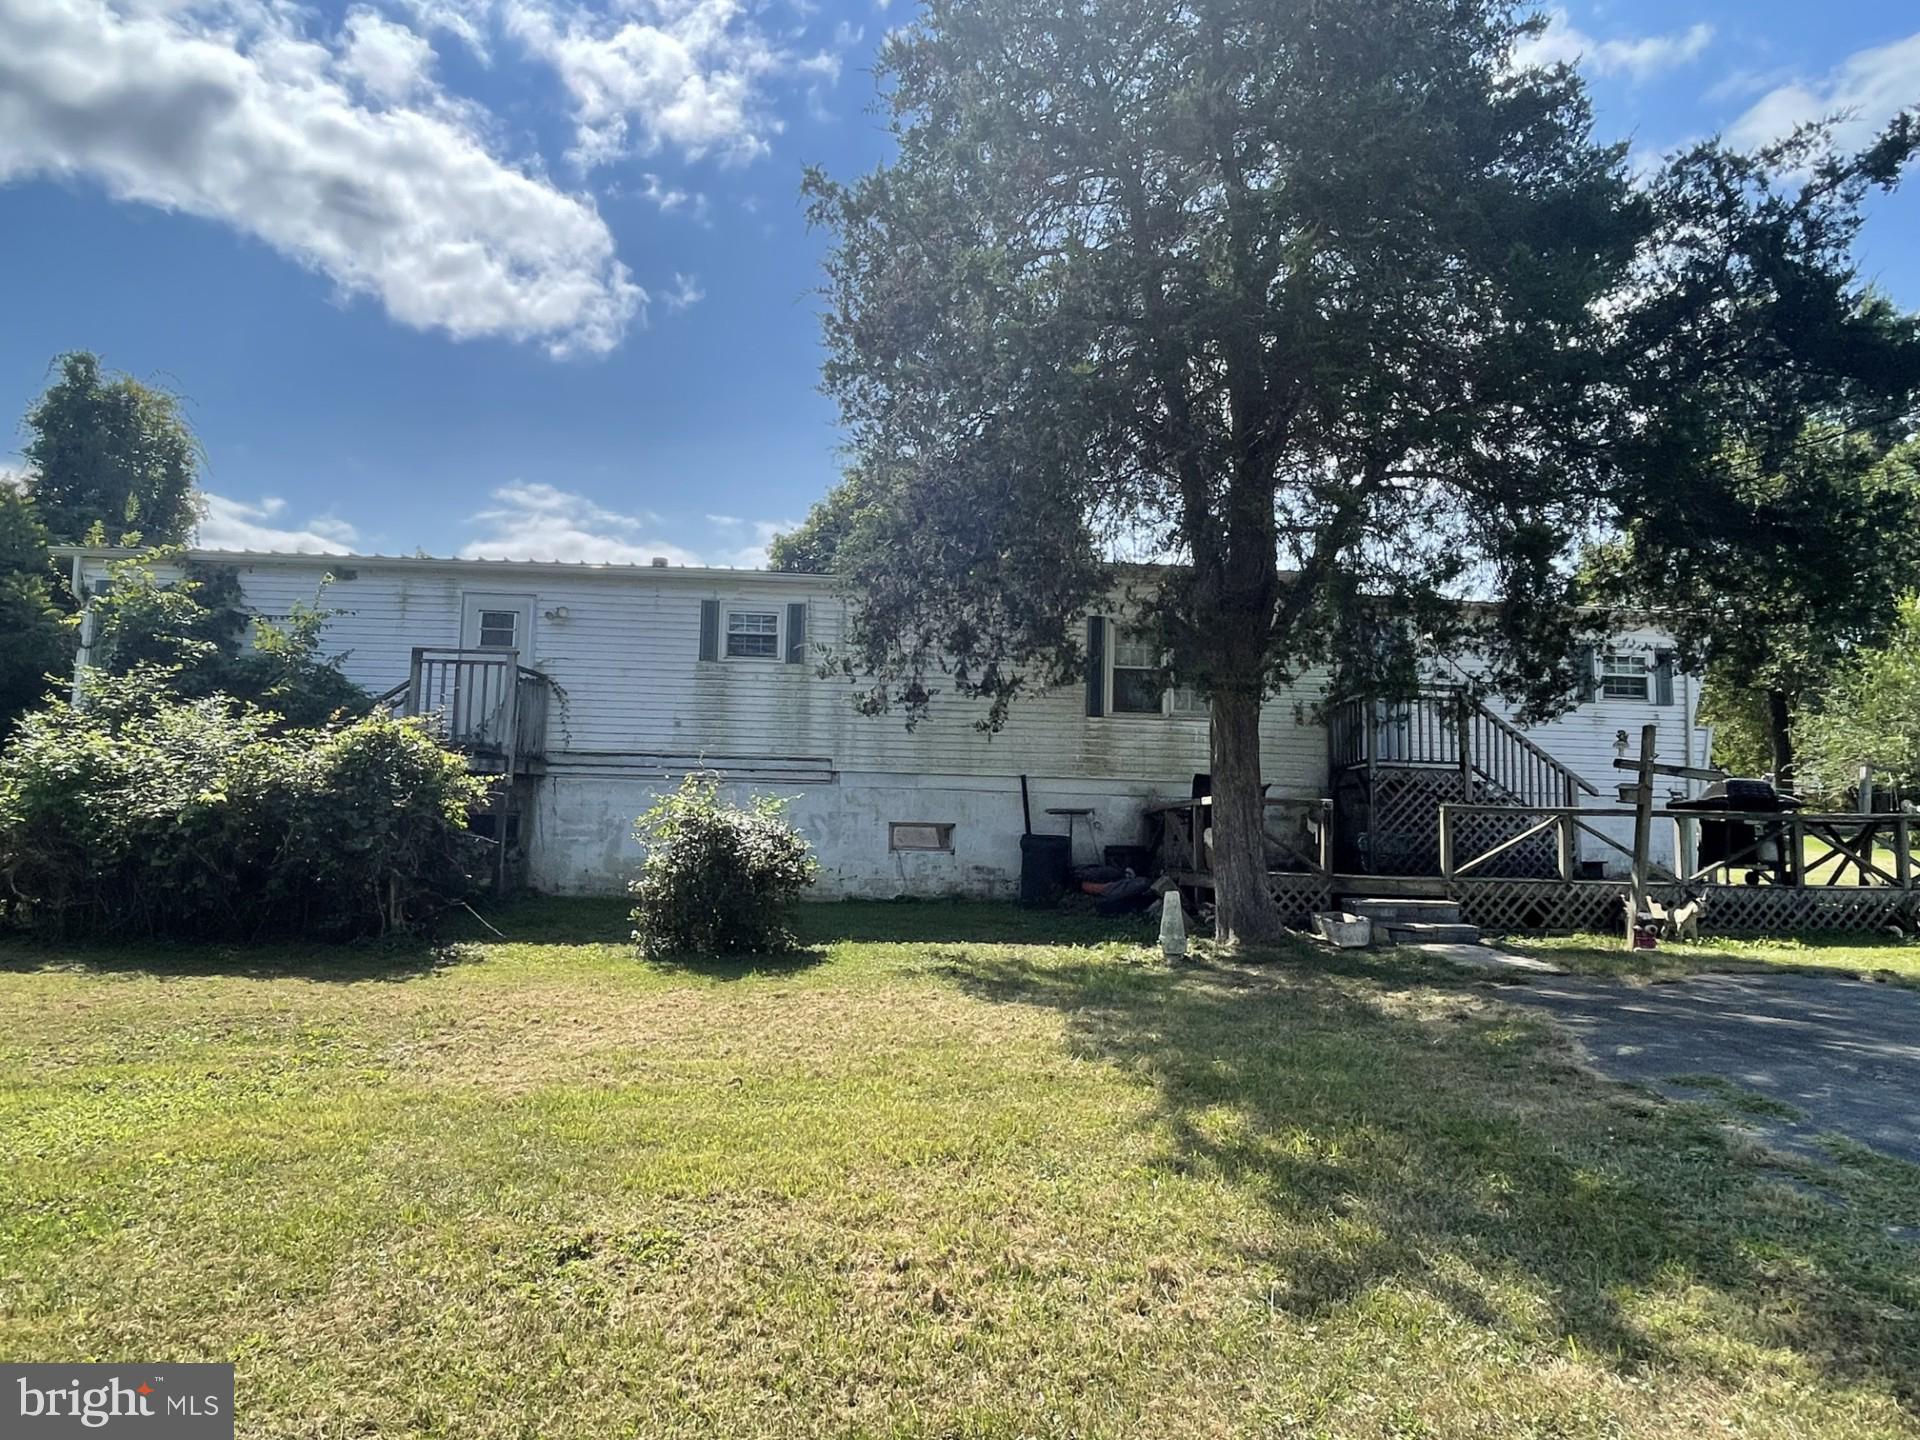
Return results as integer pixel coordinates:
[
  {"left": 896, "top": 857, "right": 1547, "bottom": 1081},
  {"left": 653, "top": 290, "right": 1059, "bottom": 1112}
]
[
  {"left": 1557, "top": 811, "right": 1575, "bottom": 883},
  {"left": 1456, "top": 691, "right": 1474, "bottom": 804},
  {"left": 1439, "top": 805, "right": 1455, "bottom": 880},
  {"left": 1627, "top": 723, "right": 1658, "bottom": 950},
  {"left": 1898, "top": 815, "right": 1912, "bottom": 891}
]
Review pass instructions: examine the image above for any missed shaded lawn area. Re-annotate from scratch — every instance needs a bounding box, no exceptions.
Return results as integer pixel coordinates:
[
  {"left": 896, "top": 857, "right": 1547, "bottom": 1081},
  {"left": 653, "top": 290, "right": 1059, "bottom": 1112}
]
[
  {"left": 3, "top": 904, "right": 1918, "bottom": 1437},
  {"left": 1504, "top": 930, "right": 1920, "bottom": 987}
]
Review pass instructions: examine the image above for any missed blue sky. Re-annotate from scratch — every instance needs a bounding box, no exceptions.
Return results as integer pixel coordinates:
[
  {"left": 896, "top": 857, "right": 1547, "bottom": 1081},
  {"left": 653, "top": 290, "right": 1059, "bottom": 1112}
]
[{"left": 0, "top": 0, "right": 1916, "bottom": 565}]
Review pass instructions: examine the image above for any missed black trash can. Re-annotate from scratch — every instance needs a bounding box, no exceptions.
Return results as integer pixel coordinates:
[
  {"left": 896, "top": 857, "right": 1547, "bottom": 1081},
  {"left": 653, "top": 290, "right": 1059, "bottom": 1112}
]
[{"left": 1019, "top": 833, "right": 1073, "bottom": 906}]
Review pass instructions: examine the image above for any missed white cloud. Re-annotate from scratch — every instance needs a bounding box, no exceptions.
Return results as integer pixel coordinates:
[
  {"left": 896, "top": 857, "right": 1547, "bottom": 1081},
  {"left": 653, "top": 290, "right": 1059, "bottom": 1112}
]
[
  {"left": 1727, "top": 32, "right": 1920, "bottom": 154},
  {"left": 197, "top": 493, "right": 361, "bottom": 553},
  {"left": 0, "top": 0, "right": 643, "bottom": 354},
  {"left": 395, "top": 0, "right": 492, "bottom": 59},
  {"left": 1513, "top": 9, "right": 1714, "bottom": 82},
  {"left": 460, "top": 482, "right": 703, "bottom": 564},
  {"left": 339, "top": 8, "right": 437, "bottom": 104},
  {"left": 504, "top": 0, "right": 791, "bottom": 168},
  {"left": 662, "top": 271, "right": 704, "bottom": 311},
  {"left": 710, "top": 518, "right": 795, "bottom": 569},
  {"left": 636, "top": 171, "right": 709, "bottom": 221}
]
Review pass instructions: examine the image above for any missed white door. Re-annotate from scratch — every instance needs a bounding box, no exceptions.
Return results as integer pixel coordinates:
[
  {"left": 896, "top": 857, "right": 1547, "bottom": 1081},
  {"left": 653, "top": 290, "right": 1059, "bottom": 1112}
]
[
  {"left": 454, "top": 594, "right": 535, "bottom": 749},
  {"left": 461, "top": 594, "right": 536, "bottom": 657}
]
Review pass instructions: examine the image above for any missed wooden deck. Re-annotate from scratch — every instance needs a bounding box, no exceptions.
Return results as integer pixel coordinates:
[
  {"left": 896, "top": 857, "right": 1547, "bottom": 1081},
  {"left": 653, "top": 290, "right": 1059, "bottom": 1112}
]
[
  {"left": 374, "top": 647, "right": 552, "bottom": 775},
  {"left": 1141, "top": 785, "right": 1918, "bottom": 935}
]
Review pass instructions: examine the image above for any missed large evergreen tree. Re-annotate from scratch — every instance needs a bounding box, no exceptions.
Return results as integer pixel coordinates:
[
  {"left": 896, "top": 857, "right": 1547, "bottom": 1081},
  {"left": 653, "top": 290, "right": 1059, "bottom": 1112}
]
[
  {"left": 801, "top": 0, "right": 1678, "bottom": 942},
  {"left": 799, "top": 0, "right": 1917, "bottom": 943},
  {"left": 1584, "top": 125, "right": 1920, "bottom": 789}
]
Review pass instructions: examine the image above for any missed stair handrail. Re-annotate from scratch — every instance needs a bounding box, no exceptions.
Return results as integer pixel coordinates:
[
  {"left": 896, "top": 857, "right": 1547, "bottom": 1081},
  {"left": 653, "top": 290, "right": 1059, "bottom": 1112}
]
[
  {"left": 1460, "top": 693, "right": 1600, "bottom": 797},
  {"left": 1328, "top": 684, "right": 1599, "bottom": 799}
]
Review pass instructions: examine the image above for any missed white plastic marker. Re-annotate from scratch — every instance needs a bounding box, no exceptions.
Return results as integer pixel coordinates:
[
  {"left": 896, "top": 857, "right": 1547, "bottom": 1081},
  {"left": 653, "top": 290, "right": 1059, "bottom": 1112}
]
[{"left": 1158, "top": 891, "right": 1188, "bottom": 958}]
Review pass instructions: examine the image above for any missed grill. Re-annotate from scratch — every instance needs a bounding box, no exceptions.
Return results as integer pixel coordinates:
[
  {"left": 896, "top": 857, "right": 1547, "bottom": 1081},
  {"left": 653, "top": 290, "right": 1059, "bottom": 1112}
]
[{"left": 1670, "top": 778, "right": 1803, "bottom": 884}]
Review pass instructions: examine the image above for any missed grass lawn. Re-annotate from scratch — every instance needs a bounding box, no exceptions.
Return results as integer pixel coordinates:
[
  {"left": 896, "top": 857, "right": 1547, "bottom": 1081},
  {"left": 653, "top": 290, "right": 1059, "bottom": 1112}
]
[
  {"left": 4, "top": 898, "right": 1918, "bottom": 1438},
  {"left": 1502, "top": 929, "right": 1920, "bottom": 986}
]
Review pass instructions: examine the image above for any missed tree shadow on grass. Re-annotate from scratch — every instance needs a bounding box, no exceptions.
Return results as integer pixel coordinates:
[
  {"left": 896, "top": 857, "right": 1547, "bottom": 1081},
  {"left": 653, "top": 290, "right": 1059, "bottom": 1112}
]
[
  {"left": 938, "top": 947, "right": 1920, "bottom": 1410},
  {"left": 0, "top": 929, "right": 481, "bottom": 984},
  {"left": 445, "top": 894, "right": 1148, "bottom": 948}
]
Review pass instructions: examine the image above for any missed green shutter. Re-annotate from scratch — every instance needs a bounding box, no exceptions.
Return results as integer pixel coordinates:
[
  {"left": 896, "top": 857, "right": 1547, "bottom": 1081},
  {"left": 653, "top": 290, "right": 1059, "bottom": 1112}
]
[
  {"left": 786, "top": 602, "right": 807, "bottom": 663},
  {"left": 1086, "top": 617, "right": 1106, "bottom": 717},
  {"left": 1653, "top": 649, "right": 1675, "bottom": 707},
  {"left": 698, "top": 599, "right": 720, "bottom": 661}
]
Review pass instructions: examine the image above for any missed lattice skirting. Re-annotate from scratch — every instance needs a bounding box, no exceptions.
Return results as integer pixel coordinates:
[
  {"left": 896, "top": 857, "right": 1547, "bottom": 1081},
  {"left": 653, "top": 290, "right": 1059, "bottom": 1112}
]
[
  {"left": 1347, "top": 767, "right": 1560, "bottom": 878},
  {"left": 1452, "top": 879, "right": 1920, "bottom": 936},
  {"left": 1268, "top": 872, "right": 1333, "bottom": 928}
]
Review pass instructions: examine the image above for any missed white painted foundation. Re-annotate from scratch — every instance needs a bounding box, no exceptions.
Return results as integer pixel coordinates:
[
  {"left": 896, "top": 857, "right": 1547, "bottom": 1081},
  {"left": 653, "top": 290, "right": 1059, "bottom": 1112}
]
[{"left": 527, "top": 768, "right": 1184, "bottom": 898}]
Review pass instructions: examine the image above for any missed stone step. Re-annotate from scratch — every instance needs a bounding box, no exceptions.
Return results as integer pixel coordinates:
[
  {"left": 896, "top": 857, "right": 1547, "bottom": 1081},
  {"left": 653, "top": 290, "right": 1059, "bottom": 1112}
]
[
  {"left": 1341, "top": 896, "right": 1464, "bottom": 926},
  {"left": 1384, "top": 921, "right": 1483, "bottom": 946}
]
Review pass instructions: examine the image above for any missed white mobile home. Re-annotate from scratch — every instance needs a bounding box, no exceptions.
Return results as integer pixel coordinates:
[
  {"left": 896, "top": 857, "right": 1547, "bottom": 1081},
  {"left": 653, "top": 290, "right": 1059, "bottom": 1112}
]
[{"left": 57, "top": 548, "right": 1709, "bottom": 904}]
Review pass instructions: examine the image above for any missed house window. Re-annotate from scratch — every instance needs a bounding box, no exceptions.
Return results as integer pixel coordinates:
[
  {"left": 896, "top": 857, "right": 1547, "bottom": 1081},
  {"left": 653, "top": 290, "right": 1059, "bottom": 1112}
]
[
  {"left": 889, "top": 822, "right": 954, "bottom": 852},
  {"left": 1112, "top": 628, "right": 1204, "bottom": 718},
  {"left": 726, "top": 609, "right": 780, "bottom": 659},
  {"left": 1111, "top": 631, "right": 1164, "bottom": 714},
  {"left": 476, "top": 609, "right": 519, "bottom": 649},
  {"left": 1601, "top": 651, "right": 1650, "bottom": 701}
]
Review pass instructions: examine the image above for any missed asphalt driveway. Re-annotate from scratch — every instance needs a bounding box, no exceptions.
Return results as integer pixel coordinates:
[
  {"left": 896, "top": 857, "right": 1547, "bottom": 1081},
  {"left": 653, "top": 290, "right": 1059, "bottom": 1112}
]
[{"left": 1499, "top": 971, "right": 1920, "bottom": 1166}]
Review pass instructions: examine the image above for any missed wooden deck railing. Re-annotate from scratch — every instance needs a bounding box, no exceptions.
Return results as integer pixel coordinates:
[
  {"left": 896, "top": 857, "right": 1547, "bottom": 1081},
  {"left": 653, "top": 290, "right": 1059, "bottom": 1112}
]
[
  {"left": 1439, "top": 802, "right": 1917, "bottom": 888},
  {"left": 1329, "top": 687, "right": 1598, "bottom": 808},
  {"left": 373, "top": 647, "right": 551, "bottom": 769},
  {"left": 1143, "top": 795, "right": 1334, "bottom": 883}
]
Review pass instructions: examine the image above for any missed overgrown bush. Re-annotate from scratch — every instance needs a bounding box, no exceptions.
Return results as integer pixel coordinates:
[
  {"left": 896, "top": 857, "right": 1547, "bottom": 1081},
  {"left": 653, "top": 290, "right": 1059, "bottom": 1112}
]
[
  {"left": 89, "top": 551, "right": 372, "bottom": 728},
  {"left": 629, "top": 772, "right": 818, "bottom": 957},
  {"left": 0, "top": 669, "right": 487, "bottom": 940}
]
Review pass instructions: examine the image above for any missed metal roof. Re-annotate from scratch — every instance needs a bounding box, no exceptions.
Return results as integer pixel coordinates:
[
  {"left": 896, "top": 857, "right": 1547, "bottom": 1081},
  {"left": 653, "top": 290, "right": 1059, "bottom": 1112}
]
[{"left": 48, "top": 545, "right": 826, "bottom": 586}]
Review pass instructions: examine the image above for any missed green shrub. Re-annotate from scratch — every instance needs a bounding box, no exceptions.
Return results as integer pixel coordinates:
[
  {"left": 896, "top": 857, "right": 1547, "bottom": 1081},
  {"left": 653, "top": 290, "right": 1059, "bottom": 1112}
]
[
  {"left": 629, "top": 772, "right": 819, "bottom": 958},
  {"left": 89, "top": 551, "right": 372, "bottom": 728},
  {"left": 0, "top": 669, "right": 487, "bottom": 940}
]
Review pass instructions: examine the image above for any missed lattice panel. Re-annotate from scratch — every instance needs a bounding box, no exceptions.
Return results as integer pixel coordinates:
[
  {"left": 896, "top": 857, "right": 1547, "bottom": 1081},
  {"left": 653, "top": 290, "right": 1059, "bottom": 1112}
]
[
  {"left": 1366, "top": 768, "right": 1464, "bottom": 875},
  {"left": 1449, "top": 809, "right": 1561, "bottom": 879},
  {"left": 1452, "top": 880, "right": 1649, "bottom": 933},
  {"left": 1360, "top": 768, "right": 1560, "bottom": 877},
  {"left": 1268, "top": 873, "right": 1333, "bottom": 928},
  {"left": 1693, "top": 885, "right": 1918, "bottom": 936},
  {"left": 1452, "top": 879, "right": 1919, "bottom": 936}
]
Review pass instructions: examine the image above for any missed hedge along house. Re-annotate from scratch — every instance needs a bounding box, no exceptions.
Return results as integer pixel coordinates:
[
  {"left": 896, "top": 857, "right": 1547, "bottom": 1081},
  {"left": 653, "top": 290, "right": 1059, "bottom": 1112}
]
[{"left": 55, "top": 547, "right": 1711, "bottom": 914}]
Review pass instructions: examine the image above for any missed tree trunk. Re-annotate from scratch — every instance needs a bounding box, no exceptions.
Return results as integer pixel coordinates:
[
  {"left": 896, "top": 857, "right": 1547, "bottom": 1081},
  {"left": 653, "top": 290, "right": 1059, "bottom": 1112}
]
[
  {"left": 1209, "top": 685, "right": 1283, "bottom": 947},
  {"left": 1766, "top": 687, "right": 1796, "bottom": 794}
]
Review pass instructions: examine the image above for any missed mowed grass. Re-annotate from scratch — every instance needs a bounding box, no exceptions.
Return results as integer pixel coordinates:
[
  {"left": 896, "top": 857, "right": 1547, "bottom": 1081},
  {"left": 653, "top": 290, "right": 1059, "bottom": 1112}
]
[
  {"left": 1504, "top": 929, "right": 1920, "bottom": 986},
  {"left": 3, "top": 900, "right": 1918, "bottom": 1438}
]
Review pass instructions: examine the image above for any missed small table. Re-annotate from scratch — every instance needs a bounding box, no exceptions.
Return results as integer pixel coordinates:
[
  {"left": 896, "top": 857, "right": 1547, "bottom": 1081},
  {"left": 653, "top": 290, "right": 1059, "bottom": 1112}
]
[{"left": 1045, "top": 807, "right": 1097, "bottom": 869}]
